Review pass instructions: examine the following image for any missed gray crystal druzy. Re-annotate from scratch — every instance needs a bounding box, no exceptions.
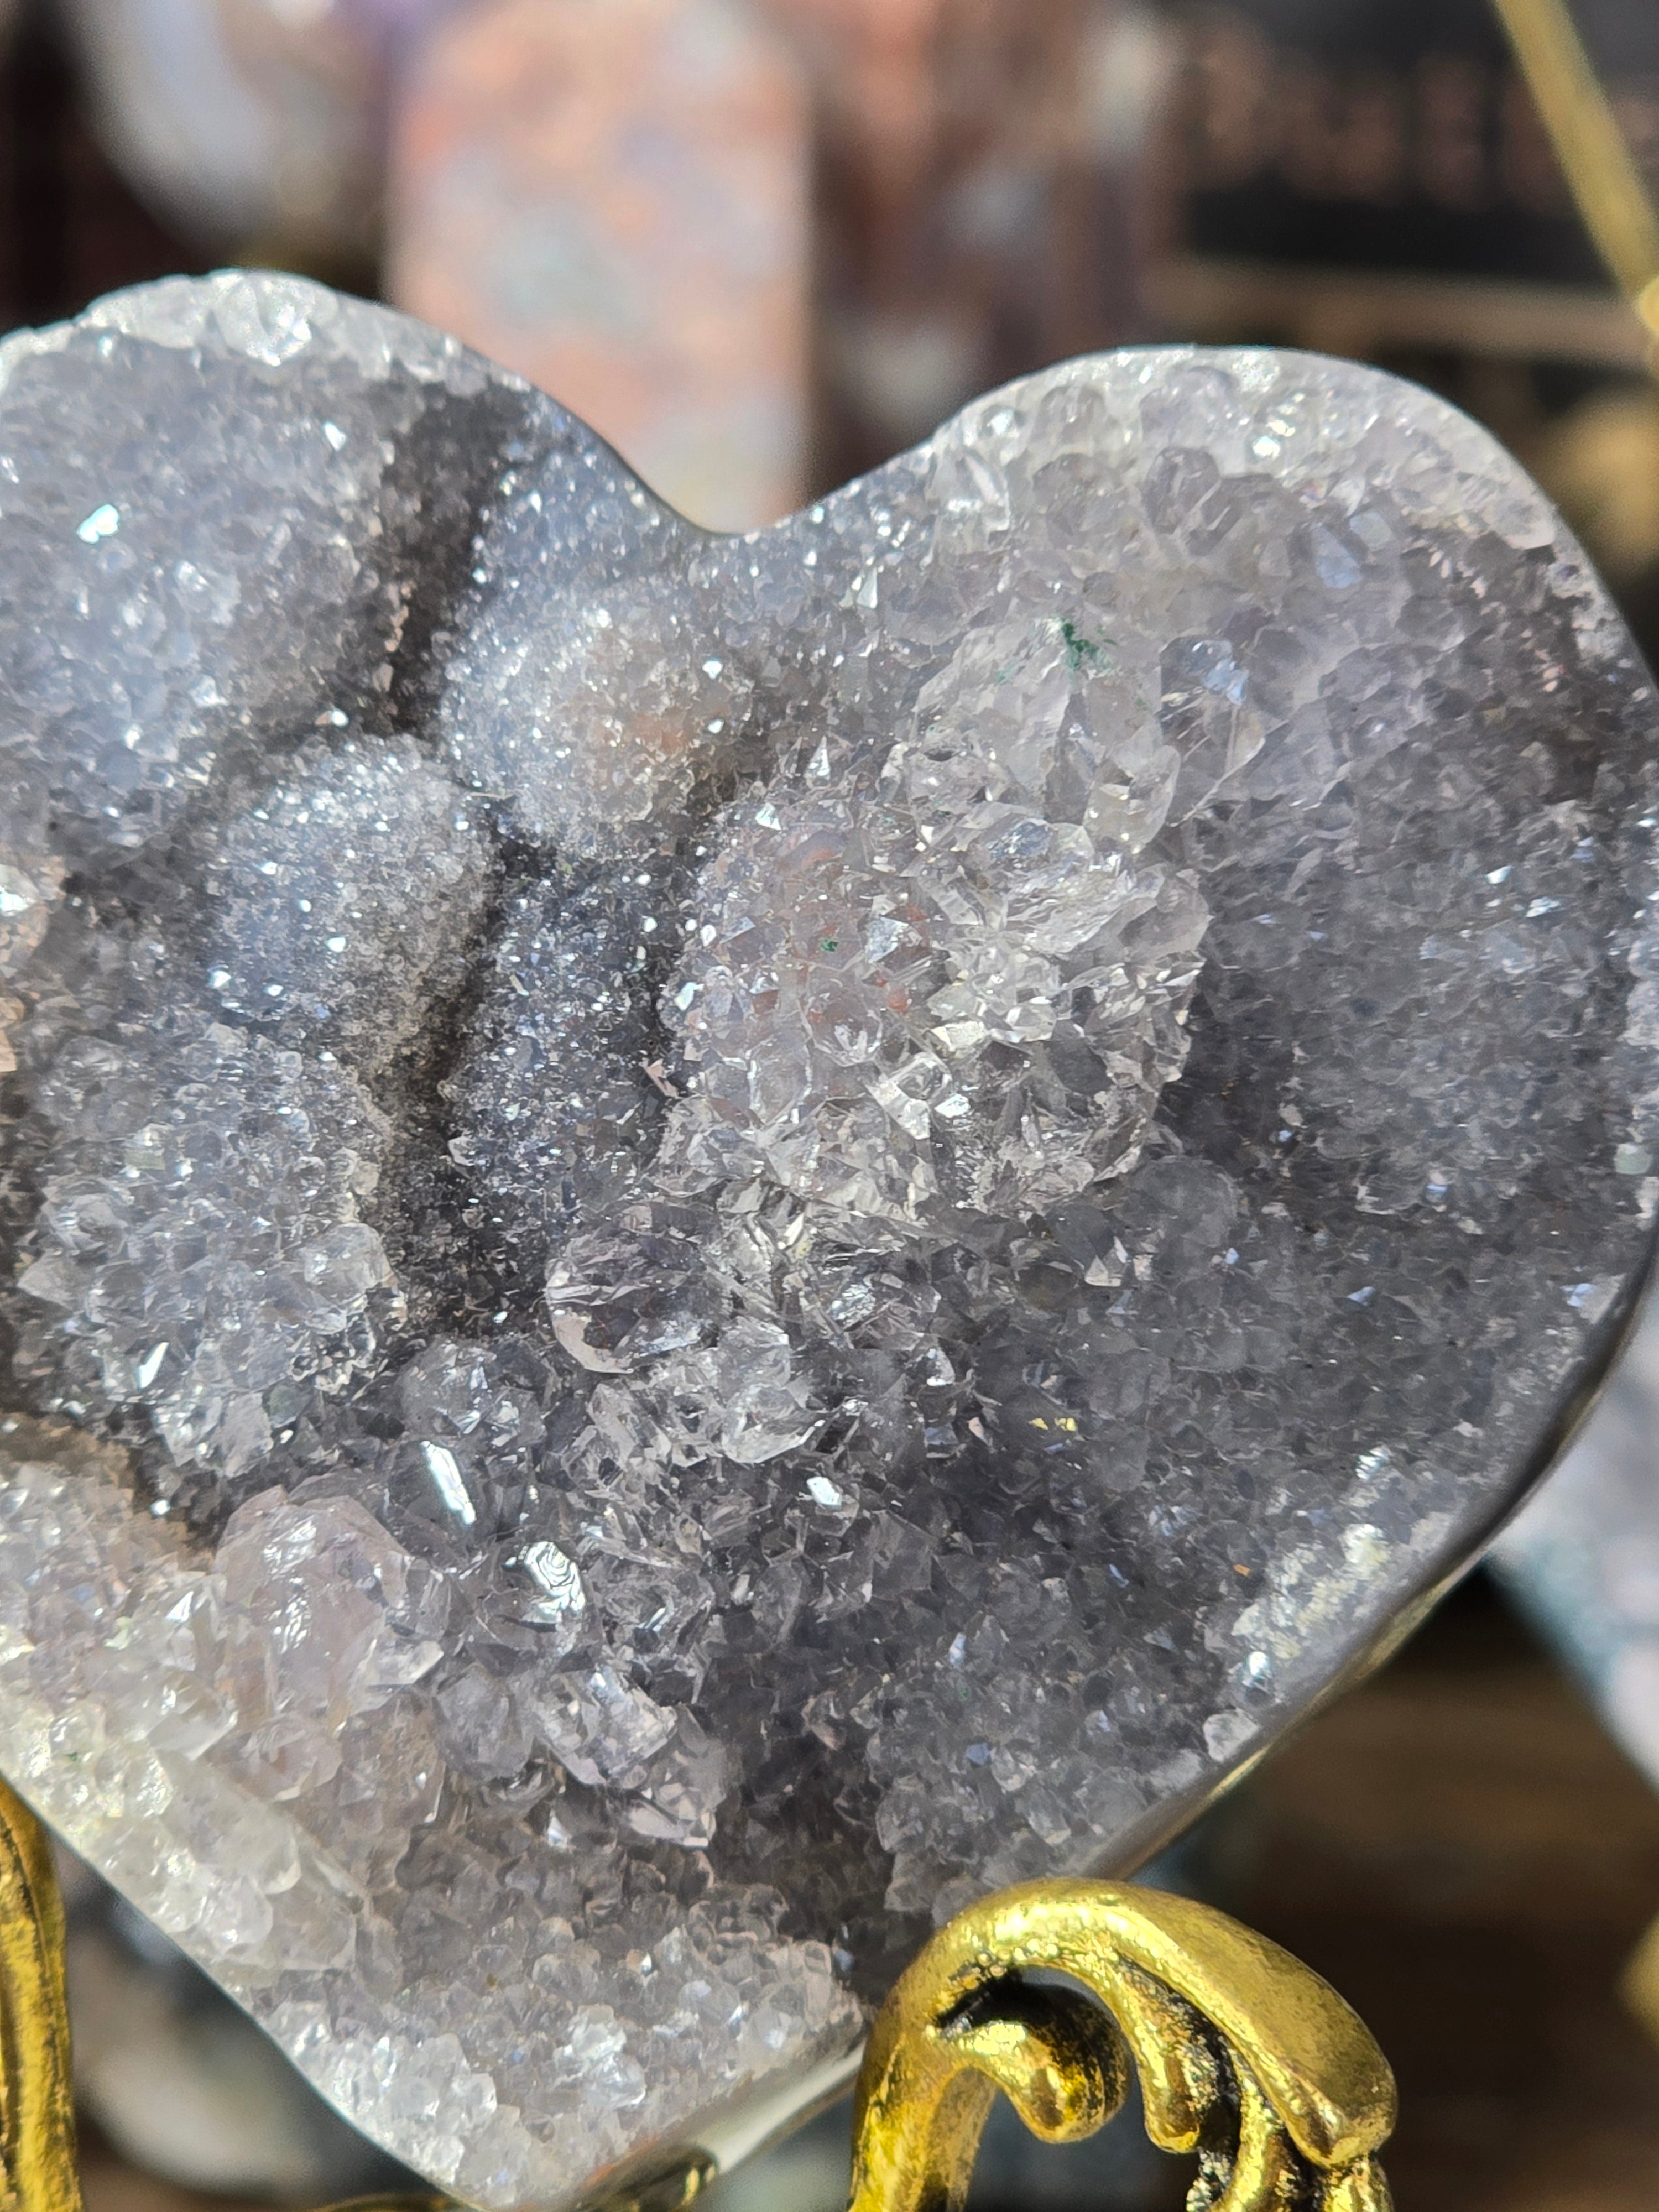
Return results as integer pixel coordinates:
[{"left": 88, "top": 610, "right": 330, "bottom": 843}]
[{"left": 0, "top": 273, "right": 1656, "bottom": 2206}]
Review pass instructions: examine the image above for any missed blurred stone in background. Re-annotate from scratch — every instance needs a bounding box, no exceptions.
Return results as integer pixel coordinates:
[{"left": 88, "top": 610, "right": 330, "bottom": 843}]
[
  {"left": 759, "top": 0, "right": 1166, "bottom": 482},
  {"left": 59, "top": 0, "right": 392, "bottom": 282},
  {"left": 387, "top": 0, "right": 810, "bottom": 529},
  {"left": 384, "top": 0, "right": 1165, "bottom": 520},
  {"left": 0, "top": 1, "right": 208, "bottom": 327}
]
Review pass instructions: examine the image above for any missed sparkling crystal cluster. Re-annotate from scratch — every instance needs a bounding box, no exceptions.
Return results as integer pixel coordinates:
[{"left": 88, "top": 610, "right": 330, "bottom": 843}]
[{"left": 0, "top": 274, "right": 1656, "bottom": 2206}]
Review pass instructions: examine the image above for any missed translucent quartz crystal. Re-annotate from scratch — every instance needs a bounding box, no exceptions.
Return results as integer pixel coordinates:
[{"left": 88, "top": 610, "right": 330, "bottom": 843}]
[{"left": 0, "top": 273, "right": 1657, "bottom": 2208}]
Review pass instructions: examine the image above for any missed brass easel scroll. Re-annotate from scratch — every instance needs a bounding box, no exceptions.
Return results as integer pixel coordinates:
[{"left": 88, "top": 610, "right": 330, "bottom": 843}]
[{"left": 849, "top": 1880, "right": 1395, "bottom": 2212}]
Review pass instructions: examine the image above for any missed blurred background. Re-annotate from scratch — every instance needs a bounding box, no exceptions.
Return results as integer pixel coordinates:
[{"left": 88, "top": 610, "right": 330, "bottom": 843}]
[{"left": 11, "top": 1, "right": 1659, "bottom": 2208}]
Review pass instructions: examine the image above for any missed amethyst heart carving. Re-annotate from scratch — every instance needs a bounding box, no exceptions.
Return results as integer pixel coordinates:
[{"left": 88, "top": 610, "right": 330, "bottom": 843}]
[{"left": 0, "top": 273, "right": 1655, "bottom": 2206}]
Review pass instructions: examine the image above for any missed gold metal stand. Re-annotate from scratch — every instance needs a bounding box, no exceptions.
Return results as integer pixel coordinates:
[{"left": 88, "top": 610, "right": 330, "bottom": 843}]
[
  {"left": 0, "top": 1779, "right": 79, "bottom": 2212},
  {"left": 850, "top": 1880, "right": 1393, "bottom": 2212},
  {"left": 0, "top": 1775, "right": 1394, "bottom": 2212}
]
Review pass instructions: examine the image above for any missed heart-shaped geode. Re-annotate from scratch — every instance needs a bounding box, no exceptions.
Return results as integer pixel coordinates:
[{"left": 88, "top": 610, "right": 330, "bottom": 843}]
[{"left": 0, "top": 273, "right": 1655, "bottom": 2208}]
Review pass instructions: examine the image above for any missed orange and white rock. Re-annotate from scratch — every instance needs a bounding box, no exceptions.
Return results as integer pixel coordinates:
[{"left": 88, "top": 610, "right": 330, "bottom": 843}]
[{"left": 387, "top": 0, "right": 810, "bottom": 531}]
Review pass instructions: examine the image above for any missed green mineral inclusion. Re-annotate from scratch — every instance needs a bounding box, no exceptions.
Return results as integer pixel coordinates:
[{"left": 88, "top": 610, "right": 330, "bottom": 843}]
[{"left": 1062, "top": 618, "right": 1102, "bottom": 671}]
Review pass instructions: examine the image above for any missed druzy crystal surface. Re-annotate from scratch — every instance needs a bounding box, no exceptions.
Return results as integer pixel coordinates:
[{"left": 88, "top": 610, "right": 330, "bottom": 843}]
[{"left": 1, "top": 273, "right": 1657, "bottom": 2208}]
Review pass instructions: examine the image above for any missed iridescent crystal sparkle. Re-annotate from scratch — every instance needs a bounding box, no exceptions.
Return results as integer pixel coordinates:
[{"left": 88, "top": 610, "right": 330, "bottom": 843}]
[{"left": 0, "top": 274, "right": 1655, "bottom": 2207}]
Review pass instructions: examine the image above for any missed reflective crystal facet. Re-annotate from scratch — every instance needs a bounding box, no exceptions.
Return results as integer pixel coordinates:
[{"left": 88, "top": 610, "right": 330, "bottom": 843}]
[{"left": 0, "top": 274, "right": 1656, "bottom": 2207}]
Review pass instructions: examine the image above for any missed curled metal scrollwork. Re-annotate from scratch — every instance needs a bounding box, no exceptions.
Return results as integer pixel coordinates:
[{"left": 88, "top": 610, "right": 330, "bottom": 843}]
[{"left": 849, "top": 1880, "right": 1395, "bottom": 2212}]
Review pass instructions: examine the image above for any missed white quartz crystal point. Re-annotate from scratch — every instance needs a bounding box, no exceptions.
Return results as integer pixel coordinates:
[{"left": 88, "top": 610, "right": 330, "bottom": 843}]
[{"left": 0, "top": 272, "right": 1656, "bottom": 2211}]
